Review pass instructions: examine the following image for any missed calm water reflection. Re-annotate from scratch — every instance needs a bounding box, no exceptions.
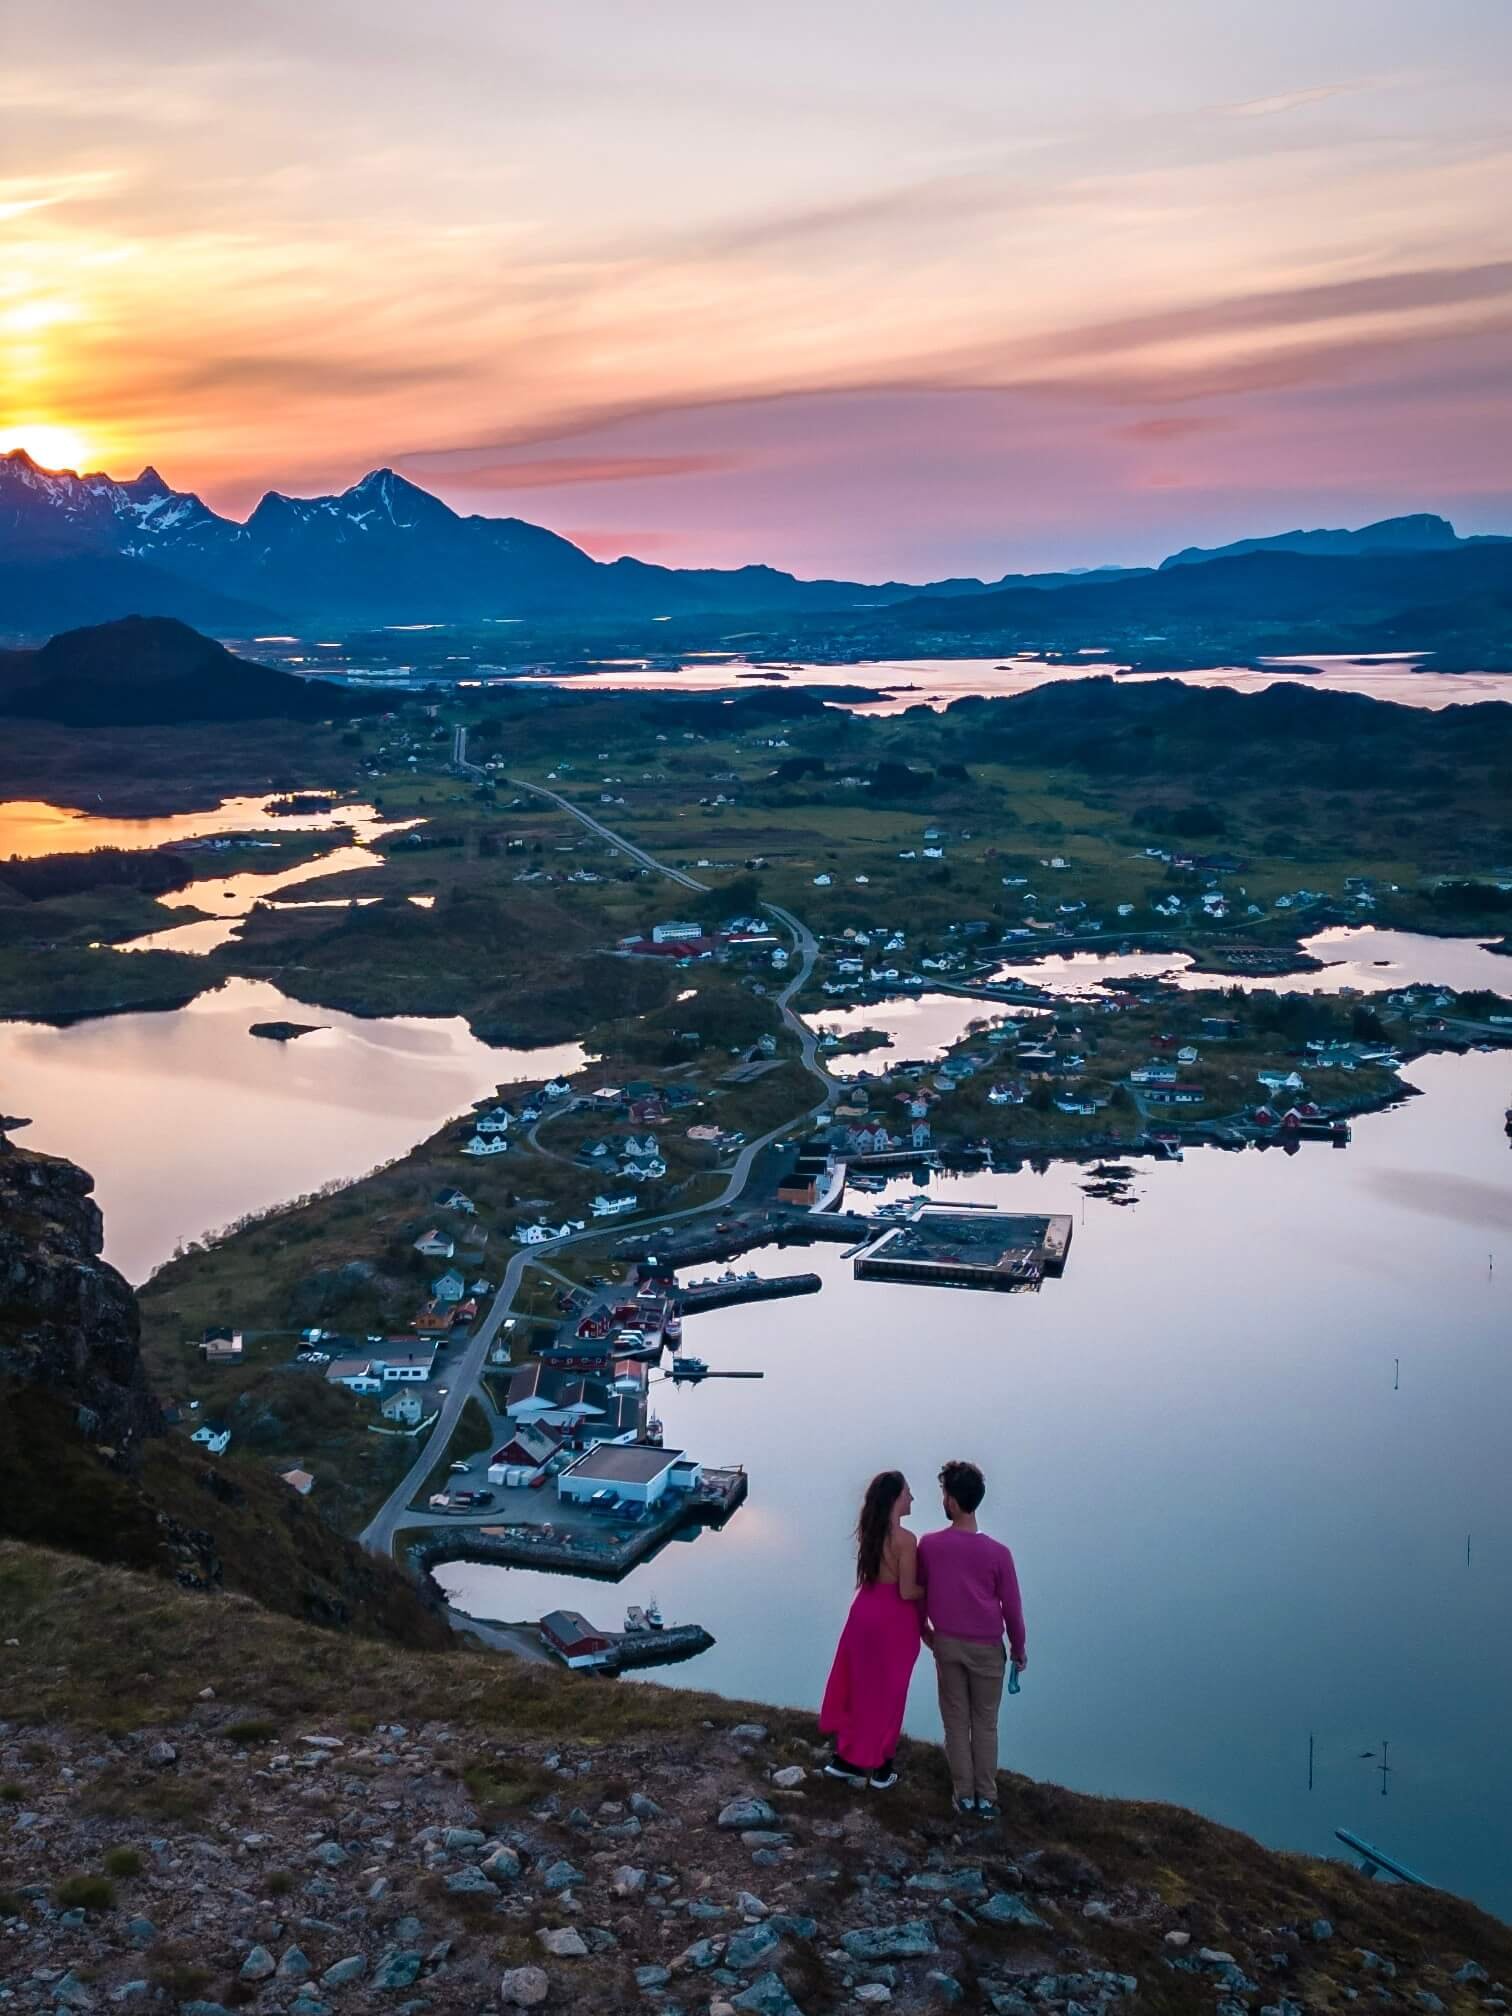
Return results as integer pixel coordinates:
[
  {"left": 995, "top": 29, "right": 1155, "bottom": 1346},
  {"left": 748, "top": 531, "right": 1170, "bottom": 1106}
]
[
  {"left": 814, "top": 928, "right": 1512, "bottom": 1065},
  {"left": 524, "top": 654, "right": 1512, "bottom": 717},
  {"left": 0, "top": 978, "right": 586, "bottom": 1283},
  {"left": 0, "top": 794, "right": 399, "bottom": 859},
  {"left": 438, "top": 1049, "right": 1512, "bottom": 1915}
]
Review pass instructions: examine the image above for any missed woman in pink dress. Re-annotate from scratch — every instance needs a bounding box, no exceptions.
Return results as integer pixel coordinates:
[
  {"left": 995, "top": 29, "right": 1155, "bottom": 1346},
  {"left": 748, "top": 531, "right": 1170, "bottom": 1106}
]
[{"left": 819, "top": 1470, "right": 924, "bottom": 1789}]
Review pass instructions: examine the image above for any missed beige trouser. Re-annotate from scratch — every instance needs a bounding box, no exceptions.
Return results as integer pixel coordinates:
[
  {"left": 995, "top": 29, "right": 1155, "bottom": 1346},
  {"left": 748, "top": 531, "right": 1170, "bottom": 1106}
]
[{"left": 933, "top": 1634, "right": 1007, "bottom": 1801}]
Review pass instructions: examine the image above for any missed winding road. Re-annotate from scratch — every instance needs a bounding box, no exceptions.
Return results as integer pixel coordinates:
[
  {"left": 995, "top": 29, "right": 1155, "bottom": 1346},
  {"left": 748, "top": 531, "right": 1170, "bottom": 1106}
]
[
  {"left": 359, "top": 801, "right": 832, "bottom": 1556},
  {"left": 507, "top": 776, "right": 710, "bottom": 892}
]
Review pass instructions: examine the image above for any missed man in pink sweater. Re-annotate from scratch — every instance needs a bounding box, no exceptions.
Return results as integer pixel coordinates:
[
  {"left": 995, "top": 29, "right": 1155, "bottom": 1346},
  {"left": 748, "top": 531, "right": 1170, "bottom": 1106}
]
[{"left": 916, "top": 1458, "right": 1027, "bottom": 1818}]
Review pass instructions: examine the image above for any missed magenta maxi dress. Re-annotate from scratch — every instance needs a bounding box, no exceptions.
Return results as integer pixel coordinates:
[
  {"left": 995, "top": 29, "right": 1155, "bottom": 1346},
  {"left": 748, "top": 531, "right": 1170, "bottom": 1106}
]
[{"left": 819, "top": 1580, "right": 923, "bottom": 1770}]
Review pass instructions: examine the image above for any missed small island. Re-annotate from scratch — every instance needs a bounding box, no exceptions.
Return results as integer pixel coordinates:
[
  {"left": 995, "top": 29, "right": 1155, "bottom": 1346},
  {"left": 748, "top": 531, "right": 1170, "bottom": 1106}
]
[{"left": 248, "top": 1019, "right": 326, "bottom": 1042}]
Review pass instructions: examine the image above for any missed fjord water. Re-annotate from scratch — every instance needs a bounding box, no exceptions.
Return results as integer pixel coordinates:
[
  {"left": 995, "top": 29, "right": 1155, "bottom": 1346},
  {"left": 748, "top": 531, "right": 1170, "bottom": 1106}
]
[
  {"left": 0, "top": 978, "right": 585, "bottom": 1282},
  {"left": 438, "top": 1046, "right": 1512, "bottom": 1916},
  {"left": 528, "top": 654, "right": 1512, "bottom": 716},
  {"left": 815, "top": 926, "right": 1512, "bottom": 1065}
]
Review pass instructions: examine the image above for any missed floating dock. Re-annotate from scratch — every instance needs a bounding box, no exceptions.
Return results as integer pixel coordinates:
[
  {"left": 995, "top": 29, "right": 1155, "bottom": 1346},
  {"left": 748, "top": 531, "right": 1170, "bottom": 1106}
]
[{"left": 853, "top": 1205, "right": 1073, "bottom": 1293}]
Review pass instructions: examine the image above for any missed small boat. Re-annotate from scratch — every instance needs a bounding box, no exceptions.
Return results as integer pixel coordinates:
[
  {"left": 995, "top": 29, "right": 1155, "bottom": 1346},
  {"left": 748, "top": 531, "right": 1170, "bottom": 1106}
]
[
  {"left": 671, "top": 1356, "right": 709, "bottom": 1381},
  {"left": 645, "top": 1598, "right": 665, "bottom": 1630},
  {"left": 625, "top": 1605, "right": 650, "bottom": 1633}
]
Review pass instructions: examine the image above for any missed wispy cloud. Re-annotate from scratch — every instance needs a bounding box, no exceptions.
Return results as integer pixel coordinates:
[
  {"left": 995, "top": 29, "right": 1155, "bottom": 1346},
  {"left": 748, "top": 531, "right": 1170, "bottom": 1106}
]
[
  {"left": 1227, "top": 83, "right": 1360, "bottom": 118},
  {"left": 413, "top": 452, "right": 733, "bottom": 490}
]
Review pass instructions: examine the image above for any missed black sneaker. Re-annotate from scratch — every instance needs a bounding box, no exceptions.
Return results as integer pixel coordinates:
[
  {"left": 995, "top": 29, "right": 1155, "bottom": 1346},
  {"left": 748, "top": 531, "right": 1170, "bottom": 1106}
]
[
  {"left": 824, "top": 1755, "right": 867, "bottom": 1785},
  {"left": 974, "top": 1798, "right": 1001, "bottom": 1822},
  {"left": 951, "top": 1794, "right": 978, "bottom": 1816},
  {"left": 868, "top": 1766, "right": 898, "bottom": 1790}
]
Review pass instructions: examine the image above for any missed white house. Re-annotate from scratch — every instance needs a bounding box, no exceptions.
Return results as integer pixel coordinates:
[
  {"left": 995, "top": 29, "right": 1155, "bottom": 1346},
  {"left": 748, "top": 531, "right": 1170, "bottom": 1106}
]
[
  {"left": 432, "top": 1269, "right": 466, "bottom": 1303},
  {"left": 515, "top": 1223, "right": 553, "bottom": 1245},
  {"left": 474, "top": 1107, "right": 512, "bottom": 1135},
  {"left": 652, "top": 920, "right": 703, "bottom": 943},
  {"left": 190, "top": 1421, "right": 231, "bottom": 1456},
  {"left": 413, "top": 1229, "right": 455, "bottom": 1259},
  {"left": 557, "top": 1441, "right": 694, "bottom": 1510},
  {"left": 543, "top": 1077, "right": 572, "bottom": 1100},
  {"left": 381, "top": 1389, "right": 425, "bottom": 1426},
  {"left": 462, "top": 1135, "right": 508, "bottom": 1158},
  {"left": 813, "top": 873, "right": 832, "bottom": 886},
  {"left": 592, "top": 1193, "right": 637, "bottom": 1217},
  {"left": 379, "top": 1348, "right": 437, "bottom": 1383},
  {"left": 326, "top": 1357, "right": 382, "bottom": 1394}
]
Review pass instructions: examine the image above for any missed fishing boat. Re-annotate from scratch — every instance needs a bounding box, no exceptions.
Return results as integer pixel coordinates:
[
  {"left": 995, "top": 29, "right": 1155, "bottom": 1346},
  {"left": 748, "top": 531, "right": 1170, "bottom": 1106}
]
[
  {"left": 625, "top": 1604, "right": 650, "bottom": 1633},
  {"left": 645, "top": 1597, "right": 665, "bottom": 1630}
]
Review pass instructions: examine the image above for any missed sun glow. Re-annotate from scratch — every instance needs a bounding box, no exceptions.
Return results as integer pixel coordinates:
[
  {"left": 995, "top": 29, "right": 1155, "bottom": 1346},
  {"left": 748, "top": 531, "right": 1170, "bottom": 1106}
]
[{"left": 0, "top": 423, "right": 95, "bottom": 473}]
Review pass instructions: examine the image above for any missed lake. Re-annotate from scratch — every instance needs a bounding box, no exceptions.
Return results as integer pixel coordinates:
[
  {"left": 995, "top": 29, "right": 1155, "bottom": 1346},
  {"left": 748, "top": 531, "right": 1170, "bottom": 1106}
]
[
  {"left": 813, "top": 927, "right": 1512, "bottom": 1066},
  {"left": 437, "top": 1045, "right": 1512, "bottom": 1917},
  {"left": 0, "top": 977, "right": 586, "bottom": 1283},
  {"left": 0, "top": 793, "right": 400, "bottom": 860}
]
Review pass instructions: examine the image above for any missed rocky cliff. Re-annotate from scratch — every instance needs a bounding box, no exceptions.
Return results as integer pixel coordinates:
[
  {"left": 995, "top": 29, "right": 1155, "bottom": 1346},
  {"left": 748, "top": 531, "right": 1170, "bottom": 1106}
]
[
  {"left": 0, "top": 1130, "right": 156, "bottom": 1452},
  {"left": 0, "top": 1130, "right": 446, "bottom": 1647}
]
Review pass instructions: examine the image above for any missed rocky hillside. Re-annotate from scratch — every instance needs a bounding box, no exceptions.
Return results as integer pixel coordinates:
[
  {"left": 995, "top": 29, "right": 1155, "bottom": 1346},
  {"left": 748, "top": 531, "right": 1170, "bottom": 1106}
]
[
  {"left": 2, "top": 1544, "right": 1509, "bottom": 2015},
  {"left": 0, "top": 1127, "right": 156, "bottom": 1452},
  {"left": 0, "top": 1132, "right": 445, "bottom": 1647}
]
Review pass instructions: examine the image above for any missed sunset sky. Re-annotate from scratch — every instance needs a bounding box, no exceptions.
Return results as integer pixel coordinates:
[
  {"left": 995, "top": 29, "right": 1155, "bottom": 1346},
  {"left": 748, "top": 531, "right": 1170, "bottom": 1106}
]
[{"left": 5, "top": 0, "right": 1512, "bottom": 577}]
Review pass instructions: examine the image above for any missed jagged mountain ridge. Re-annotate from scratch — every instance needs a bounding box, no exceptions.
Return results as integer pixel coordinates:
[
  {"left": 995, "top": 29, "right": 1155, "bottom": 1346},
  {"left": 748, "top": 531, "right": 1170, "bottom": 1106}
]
[{"left": 7, "top": 443, "right": 1502, "bottom": 633}]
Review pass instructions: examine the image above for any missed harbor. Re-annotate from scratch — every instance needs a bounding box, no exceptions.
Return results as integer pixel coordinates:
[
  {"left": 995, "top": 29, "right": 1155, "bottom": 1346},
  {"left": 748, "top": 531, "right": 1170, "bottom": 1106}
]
[{"left": 853, "top": 1203, "right": 1074, "bottom": 1292}]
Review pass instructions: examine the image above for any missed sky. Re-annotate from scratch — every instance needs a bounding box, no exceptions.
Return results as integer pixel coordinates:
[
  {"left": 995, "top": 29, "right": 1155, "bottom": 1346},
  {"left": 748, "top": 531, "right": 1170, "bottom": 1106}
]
[{"left": 3, "top": 0, "right": 1512, "bottom": 579}]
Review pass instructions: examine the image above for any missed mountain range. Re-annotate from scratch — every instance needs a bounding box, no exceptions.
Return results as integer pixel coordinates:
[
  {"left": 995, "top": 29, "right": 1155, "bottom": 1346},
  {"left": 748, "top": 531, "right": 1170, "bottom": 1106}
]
[{"left": 2, "top": 444, "right": 1506, "bottom": 637}]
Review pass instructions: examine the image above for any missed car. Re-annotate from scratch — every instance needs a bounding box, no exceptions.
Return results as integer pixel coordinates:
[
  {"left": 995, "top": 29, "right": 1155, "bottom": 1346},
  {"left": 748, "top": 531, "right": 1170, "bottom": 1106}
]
[
  {"left": 471, "top": 1489, "right": 494, "bottom": 1506},
  {"left": 449, "top": 1460, "right": 470, "bottom": 1474}
]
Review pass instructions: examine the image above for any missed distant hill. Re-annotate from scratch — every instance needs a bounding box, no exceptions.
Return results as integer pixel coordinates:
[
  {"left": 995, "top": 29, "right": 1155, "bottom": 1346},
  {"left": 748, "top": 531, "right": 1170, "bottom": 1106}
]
[
  {"left": 0, "top": 614, "right": 365, "bottom": 725},
  {"left": 1159, "top": 512, "right": 1508, "bottom": 570},
  {"left": 861, "top": 542, "right": 1512, "bottom": 662}
]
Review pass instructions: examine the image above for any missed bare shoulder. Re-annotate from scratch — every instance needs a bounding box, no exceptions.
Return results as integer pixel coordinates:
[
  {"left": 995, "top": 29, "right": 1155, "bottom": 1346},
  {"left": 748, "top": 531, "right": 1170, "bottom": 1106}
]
[{"left": 893, "top": 1525, "right": 918, "bottom": 1554}]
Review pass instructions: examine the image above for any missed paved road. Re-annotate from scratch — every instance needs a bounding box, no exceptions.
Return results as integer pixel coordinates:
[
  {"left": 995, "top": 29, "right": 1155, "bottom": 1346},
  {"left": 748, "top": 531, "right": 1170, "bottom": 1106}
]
[
  {"left": 506, "top": 777, "right": 710, "bottom": 893},
  {"left": 360, "top": 878, "right": 833, "bottom": 1558}
]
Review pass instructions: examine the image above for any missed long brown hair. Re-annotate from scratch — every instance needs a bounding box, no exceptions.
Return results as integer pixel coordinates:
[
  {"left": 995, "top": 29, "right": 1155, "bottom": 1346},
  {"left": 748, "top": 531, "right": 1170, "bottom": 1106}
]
[{"left": 855, "top": 1470, "right": 906, "bottom": 1587}]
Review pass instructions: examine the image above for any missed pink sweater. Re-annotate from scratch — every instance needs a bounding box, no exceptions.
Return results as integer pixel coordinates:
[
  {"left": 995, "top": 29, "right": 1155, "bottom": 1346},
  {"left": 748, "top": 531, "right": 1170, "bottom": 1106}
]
[{"left": 917, "top": 1527, "right": 1026, "bottom": 1661}]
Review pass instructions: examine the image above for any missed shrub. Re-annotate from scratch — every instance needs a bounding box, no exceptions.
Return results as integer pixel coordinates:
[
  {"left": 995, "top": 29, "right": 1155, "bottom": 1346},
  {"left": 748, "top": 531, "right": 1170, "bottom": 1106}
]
[
  {"left": 54, "top": 1873, "right": 115, "bottom": 1912},
  {"left": 224, "top": 1718, "right": 279, "bottom": 1746},
  {"left": 103, "top": 1847, "right": 143, "bottom": 1879}
]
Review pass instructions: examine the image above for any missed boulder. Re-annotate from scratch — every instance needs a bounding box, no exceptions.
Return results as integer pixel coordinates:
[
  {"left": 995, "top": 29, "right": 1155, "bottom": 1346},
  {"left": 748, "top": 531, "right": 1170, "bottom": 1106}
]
[
  {"left": 536, "top": 1928, "right": 588, "bottom": 1959},
  {"left": 500, "top": 1967, "right": 550, "bottom": 2008},
  {"left": 718, "top": 1798, "right": 778, "bottom": 1830},
  {"left": 841, "top": 1922, "right": 938, "bottom": 1961}
]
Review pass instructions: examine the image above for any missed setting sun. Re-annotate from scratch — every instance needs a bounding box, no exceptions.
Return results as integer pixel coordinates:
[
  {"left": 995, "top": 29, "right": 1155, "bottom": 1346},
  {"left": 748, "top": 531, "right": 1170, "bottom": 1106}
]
[{"left": 0, "top": 423, "right": 94, "bottom": 474}]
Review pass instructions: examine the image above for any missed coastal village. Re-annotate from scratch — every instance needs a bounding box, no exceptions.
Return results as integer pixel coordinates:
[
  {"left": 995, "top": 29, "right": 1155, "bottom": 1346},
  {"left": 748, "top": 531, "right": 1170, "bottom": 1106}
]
[
  {"left": 12, "top": 678, "right": 1506, "bottom": 1683},
  {"left": 158, "top": 860, "right": 1512, "bottom": 1671}
]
